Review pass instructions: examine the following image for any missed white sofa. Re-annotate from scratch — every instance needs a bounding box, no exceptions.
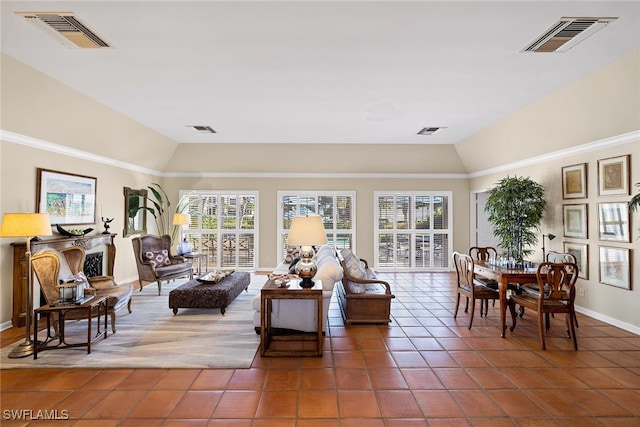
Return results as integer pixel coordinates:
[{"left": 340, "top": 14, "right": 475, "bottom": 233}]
[{"left": 252, "top": 245, "right": 343, "bottom": 333}]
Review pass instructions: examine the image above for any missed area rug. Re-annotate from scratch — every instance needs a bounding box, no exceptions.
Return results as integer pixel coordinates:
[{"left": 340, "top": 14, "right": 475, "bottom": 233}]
[{"left": 1, "top": 274, "right": 263, "bottom": 369}]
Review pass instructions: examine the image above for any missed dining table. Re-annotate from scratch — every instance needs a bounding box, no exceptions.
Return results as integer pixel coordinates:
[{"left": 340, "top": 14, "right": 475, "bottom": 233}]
[{"left": 473, "top": 260, "right": 538, "bottom": 337}]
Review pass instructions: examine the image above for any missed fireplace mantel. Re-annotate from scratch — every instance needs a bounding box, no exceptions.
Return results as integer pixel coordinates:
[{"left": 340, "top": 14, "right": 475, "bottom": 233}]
[{"left": 10, "top": 233, "right": 117, "bottom": 327}]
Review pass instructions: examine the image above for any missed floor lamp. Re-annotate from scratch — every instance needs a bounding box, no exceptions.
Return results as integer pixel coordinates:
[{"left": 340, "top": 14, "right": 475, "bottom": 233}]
[
  {"left": 542, "top": 233, "right": 556, "bottom": 262},
  {"left": 0, "top": 213, "right": 52, "bottom": 358}
]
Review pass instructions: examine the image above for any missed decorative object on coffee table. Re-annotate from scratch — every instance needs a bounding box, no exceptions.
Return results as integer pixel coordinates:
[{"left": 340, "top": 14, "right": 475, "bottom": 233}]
[
  {"left": 287, "top": 215, "right": 328, "bottom": 288},
  {"left": 0, "top": 213, "right": 52, "bottom": 358}
]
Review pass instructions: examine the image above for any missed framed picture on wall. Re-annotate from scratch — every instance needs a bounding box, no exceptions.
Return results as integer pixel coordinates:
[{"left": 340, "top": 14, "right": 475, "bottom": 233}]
[
  {"left": 36, "top": 168, "right": 97, "bottom": 225},
  {"left": 598, "top": 154, "right": 630, "bottom": 196},
  {"left": 597, "top": 202, "right": 630, "bottom": 242},
  {"left": 563, "top": 204, "right": 588, "bottom": 239},
  {"left": 562, "top": 163, "right": 587, "bottom": 199},
  {"left": 598, "top": 246, "right": 631, "bottom": 290},
  {"left": 563, "top": 242, "right": 589, "bottom": 280}
]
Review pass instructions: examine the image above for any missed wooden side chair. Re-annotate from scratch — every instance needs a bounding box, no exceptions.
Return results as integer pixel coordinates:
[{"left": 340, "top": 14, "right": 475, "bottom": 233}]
[
  {"left": 507, "top": 262, "right": 579, "bottom": 350},
  {"left": 452, "top": 252, "right": 499, "bottom": 329},
  {"left": 468, "top": 246, "right": 499, "bottom": 316}
]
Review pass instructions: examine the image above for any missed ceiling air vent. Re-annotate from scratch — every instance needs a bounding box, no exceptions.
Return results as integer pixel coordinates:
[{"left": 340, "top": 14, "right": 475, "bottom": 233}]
[
  {"left": 190, "top": 125, "right": 216, "bottom": 134},
  {"left": 17, "top": 12, "right": 111, "bottom": 48},
  {"left": 522, "top": 17, "right": 617, "bottom": 53},
  {"left": 417, "top": 127, "right": 446, "bottom": 136}
]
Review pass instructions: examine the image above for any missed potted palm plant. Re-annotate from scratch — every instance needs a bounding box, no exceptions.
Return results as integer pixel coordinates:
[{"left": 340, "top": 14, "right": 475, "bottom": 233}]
[{"left": 485, "top": 175, "right": 546, "bottom": 264}]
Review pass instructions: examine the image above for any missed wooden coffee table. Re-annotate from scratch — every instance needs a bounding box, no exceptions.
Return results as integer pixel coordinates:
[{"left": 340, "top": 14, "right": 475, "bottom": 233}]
[{"left": 260, "top": 278, "right": 323, "bottom": 357}]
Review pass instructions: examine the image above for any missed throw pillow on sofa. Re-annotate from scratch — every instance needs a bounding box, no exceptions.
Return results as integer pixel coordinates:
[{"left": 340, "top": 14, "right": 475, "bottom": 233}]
[{"left": 340, "top": 248, "right": 367, "bottom": 279}]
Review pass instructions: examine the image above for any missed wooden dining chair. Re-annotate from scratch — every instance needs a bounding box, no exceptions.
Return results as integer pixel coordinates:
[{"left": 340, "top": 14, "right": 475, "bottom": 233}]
[
  {"left": 507, "top": 262, "right": 579, "bottom": 350},
  {"left": 452, "top": 252, "right": 499, "bottom": 329},
  {"left": 520, "top": 251, "right": 580, "bottom": 329},
  {"left": 468, "top": 246, "right": 499, "bottom": 315}
]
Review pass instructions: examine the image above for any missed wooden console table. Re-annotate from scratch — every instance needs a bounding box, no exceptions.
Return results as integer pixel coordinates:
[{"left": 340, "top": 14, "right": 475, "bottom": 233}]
[{"left": 10, "top": 233, "right": 116, "bottom": 327}]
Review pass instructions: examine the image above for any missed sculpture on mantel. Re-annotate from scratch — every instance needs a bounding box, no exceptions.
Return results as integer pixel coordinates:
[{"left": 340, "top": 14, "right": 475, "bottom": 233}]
[{"left": 101, "top": 217, "right": 114, "bottom": 235}]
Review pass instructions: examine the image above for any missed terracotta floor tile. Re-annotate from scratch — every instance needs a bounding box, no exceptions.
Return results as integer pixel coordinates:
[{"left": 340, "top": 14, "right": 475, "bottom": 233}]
[
  {"left": 487, "top": 389, "right": 548, "bottom": 417},
  {"left": 84, "top": 390, "right": 147, "bottom": 418},
  {"left": 434, "top": 368, "right": 480, "bottom": 389},
  {"left": 375, "top": 390, "right": 423, "bottom": 418},
  {"left": 449, "top": 390, "right": 505, "bottom": 417},
  {"left": 525, "top": 389, "right": 589, "bottom": 417},
  {"left": 392, "top": 351, "right": 429, "bottom": 368},
  {"left": 465, "top": 369, "right": 517, "bottom": 389},
  {"left": 212, "top": 390, "right": 261, "bottom": 418},
  {"left": 298, "top": 390, "right": 339, "bottom": 418},
  {"left": 38, "top": 369, "right": 96, "bottom": 390},
  {"left": 79, "top": 369, "right": 133, "bottom": 390},
  {"left": 226, "top": 368, "right": 266, "bottom": 390},
  {"left": 127, "top": 390, "right": 185, "bottom": 418},
  {"left": 300, "top": 368, "right": 335, "bottom": 389},
  {"left": 169, "top": 390, "right": 222, "bottom": 419},
  {"left": 153, "top": 369, "right": 200, "bottom": 390},
  {"left": 420, "top": 350, "right": 459, "bottom": 367},
  {"left": 500, "top": 368, "right": 552, "bottom": 389},
  {"left": 412, "top": 390, "right": 465, "bottom": 418},
  {"left": 566, "top": 367, "right": 631, "bottom": 388},
  {"left": 115, "top": 370, "right": 165, "bottom": 390},
  {"left": 265, "top": 369, "right": 300, "bottom": 389},
  {"left": 334, "top": 368, "right": 371, "bottom": 390},
  {"left": 190, "top": 369, "right": 233, "bottom": 390},
  {"left": 337, "top": 390, "right": 381, "bottom": 418},
  {"left": 361, "top": 350, "right": 398, "bottom": 368},
  {"left": 562, "top": 389, "right": 633, "bottom": 417},
  {"left": 254, "top": 390, "right": 297, "bottom": 418},
  {"left": 56, "top": 390, "right": 108, "bottom": 419},
  {"left": 367, "top": 368, "right": 408, "bottom": 389}
]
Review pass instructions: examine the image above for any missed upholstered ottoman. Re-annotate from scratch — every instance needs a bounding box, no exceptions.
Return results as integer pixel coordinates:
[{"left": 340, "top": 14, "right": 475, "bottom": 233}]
[{"left": 169, "top": 272, "right": 250, "bottom": 315}]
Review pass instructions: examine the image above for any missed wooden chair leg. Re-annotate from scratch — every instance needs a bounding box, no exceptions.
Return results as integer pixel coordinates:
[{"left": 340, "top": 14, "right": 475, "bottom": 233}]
[
  {"left": 157, "top": 280, "right": 162, "bottom": 296},
  {"left": 110, "top": 311, "right": 116, "bottom": 334},
  {"left": 464, "top": 296, "right": 469, "bottom": 313},
  {"left": 568, "top": 312, "right": 578, "bottom": 350},
  {"left": 538, "top": 310, "right": 546, "bottom": 350},
  {"left": 454, "top": 293, "right": 461, "bottom": 318},
  {"left": 468, "top": 297, "right": 476, "bottom": 329}
]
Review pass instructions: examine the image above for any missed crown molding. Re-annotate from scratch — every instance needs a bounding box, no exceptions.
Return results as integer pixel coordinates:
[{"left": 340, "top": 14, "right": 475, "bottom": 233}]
[
  {"left": 3, "top": 129, "right": 638, "bottom": 180},
  {"left": 467, "top": 130, "right": 640, "bottom": 179}
]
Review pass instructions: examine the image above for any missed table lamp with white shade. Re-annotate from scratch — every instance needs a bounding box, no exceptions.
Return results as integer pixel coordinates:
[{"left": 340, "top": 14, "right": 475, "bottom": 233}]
[
  {"left": 287, "top": 215, "right": 328, "bottom": 288},
  {"left": 0, "top": 213, "right": 52, "bottom": 358},
  {"left": 173, "top": 213, "right": 192, "bottom": 255}
]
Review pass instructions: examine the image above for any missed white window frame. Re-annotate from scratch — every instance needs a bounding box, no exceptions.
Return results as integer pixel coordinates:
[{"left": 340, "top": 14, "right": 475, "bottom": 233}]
[
  {"left": 277, "top": 191, "right": 356, "bottom": 261},
  {"left": 374, "top": 191, "right": 453, "bottom": 271},
  {"left": 179, "top": 190, "right": 258, "bottom": 270}
]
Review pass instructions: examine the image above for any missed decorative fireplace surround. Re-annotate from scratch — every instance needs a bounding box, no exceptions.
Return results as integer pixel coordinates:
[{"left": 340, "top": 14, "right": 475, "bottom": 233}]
[{"left": 10, "top": 233, "right": 117, "bottom": 327}]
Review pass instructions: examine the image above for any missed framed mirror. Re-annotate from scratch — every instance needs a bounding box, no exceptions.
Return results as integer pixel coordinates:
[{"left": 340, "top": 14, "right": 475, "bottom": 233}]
[{"left": 123, "top": 187, "right": 148, "bottom": 237}]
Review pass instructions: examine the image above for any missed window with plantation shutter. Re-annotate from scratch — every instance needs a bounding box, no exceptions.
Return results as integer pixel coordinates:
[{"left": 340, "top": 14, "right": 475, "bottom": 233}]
[
  {"left": 278, "top": 191, "right": 355, "bottom": 261},
  {"left": 375, "top": 191, "right": 452, "bottom": 270},
  {"left": 179, "top": 191, "right": 258, "bottom": 269}
]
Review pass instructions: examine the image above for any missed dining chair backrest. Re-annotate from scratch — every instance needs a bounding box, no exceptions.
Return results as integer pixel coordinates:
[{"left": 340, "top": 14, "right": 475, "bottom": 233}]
[
  {"left": 546, "top": 251, "right": 577, "bottom": 264},
  {"left": 469, "top": 246, "right": 498, "bottom": 263},
  {"left": 453, "top": 252, "right": 474, "bottom": 289},
  {"left": 536, "top": 262, "right": 579, "bottom": 302}
]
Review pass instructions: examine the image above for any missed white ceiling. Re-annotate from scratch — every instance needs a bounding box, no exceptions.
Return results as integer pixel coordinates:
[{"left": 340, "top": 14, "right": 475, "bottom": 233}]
[{"left": 2, "top": 1, "right": 639, "bottom": 145}]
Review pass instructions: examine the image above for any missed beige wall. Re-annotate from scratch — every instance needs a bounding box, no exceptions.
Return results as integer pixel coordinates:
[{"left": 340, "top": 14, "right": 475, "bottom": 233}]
[{"left": 1, "top": 50, "right": 638, "bottom": 332}]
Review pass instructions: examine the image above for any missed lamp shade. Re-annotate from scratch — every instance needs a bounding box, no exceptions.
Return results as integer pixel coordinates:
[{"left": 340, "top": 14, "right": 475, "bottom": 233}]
[
  {"left": 0, "top": 213, "right": 52, "bottom": 238},
  {"left": 172, "top": 213, "right": 189, "bottom": 226},
  {"left": 288, "top": 215, "right": 328, "bottom": 246}
]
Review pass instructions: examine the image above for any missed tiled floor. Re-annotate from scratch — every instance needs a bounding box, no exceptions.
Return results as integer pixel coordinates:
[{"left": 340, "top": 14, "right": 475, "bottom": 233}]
[{"left": 2, "top": 272, "right": 640, "bottom": 426}]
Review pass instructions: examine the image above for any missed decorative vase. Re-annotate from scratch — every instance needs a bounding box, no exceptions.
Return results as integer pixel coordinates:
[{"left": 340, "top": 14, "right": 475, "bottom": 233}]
[{"left": 177, "top": 236, "right": 193, "bottom": 255}]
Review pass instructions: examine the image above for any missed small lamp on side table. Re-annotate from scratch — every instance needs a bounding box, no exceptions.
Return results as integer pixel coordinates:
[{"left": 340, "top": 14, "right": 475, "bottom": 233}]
[
  {"left": 287, "top": 215, "right": 328, "bottom": 288},
  {"left": 173, "top": 213, "right": 192, "bottom": 255},
  {"left": 0, "top": 213, "right": 52, "bottom": 358}
]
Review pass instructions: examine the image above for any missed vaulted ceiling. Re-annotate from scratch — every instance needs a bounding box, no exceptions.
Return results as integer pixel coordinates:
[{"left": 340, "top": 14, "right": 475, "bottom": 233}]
[{"left": 2, "top": 1, "right": 639, "bottom": 145}]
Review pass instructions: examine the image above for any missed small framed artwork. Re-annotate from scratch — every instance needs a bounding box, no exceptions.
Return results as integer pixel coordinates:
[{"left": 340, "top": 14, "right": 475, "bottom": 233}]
[
  {"left": 37, "top": 168, "right": 97, "bottom": 225},
  {"left": 598, "top": 154, "right": 630, "bottom": 196},
  {"left": 597, "top": 202, "right": 630, "bottom": 242},
  {"left": 598, "top": 246, "right": 631, "bottom": 290},
  {"left": 563, "top": 204, "right": 588, "bottom": 239},
  {"left": 562, "top": 163, "right": 587, "bottom": 199},
  {"left": 563, "top": 242, "right": 589, "bottom": 279}
]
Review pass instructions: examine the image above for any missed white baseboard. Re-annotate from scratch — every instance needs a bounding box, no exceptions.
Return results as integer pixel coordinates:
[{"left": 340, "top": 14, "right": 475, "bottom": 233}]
[{"left": 575, "top": 305, "right": 640, "bottom": 336}]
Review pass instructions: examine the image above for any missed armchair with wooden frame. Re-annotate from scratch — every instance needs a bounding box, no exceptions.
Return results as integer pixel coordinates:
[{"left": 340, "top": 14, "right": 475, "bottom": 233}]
[
  {"left": 132, "top": 234, "right": 193, "bottom": 295},
  {"left": 31, "top": 246, "right": 133, "bottom": 334}
]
